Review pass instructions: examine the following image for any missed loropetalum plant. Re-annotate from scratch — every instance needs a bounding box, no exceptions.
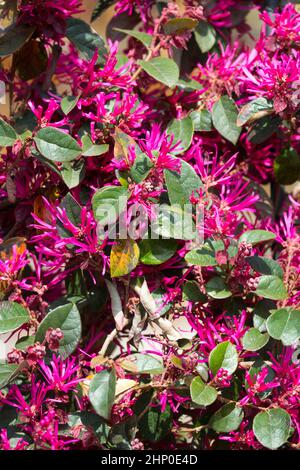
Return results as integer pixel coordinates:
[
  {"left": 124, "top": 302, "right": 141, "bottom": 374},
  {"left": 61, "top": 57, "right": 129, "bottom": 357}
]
[{"left": 0, "top": 0, "right": 299, "bottom": 451}]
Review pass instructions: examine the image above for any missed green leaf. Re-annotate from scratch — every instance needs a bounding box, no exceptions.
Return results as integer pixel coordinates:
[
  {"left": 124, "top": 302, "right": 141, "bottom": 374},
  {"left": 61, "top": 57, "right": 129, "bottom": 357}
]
[
  {"left": 182, "top": 281, "right": 206, "bottom": 302},
  {"left": 163, "top": 18, "right": 198, "bottom": 35},
  {"left": 91, "top": 0, "right": 115, "bottom": 22},
  {"left": 61, "top": 160, "right": 85, "bottom": 189},
  {"left": 61, "top": 95, "right": 79, "bottom": 115},
  {"left": 247, "top": 256, "right": 283, "bottom": 278},
  {"left": 56, "top": 193, "right": 81, "bottom": 240},
  {"left": 177, "top": 79, "right": 203, "bottom": 91},
  {"left": 34, "top": 128, "right": 82, "bottom": 162},
  {"left": 138, "top": 57, "right": 179, "bottom": 88},
  {"left": 81, "top": 135, "right": 108, "bottom": 157},
  {"left": 237, "top": 97, "right": 274, "bottom": 127},
  {"left": 109, "top": 416, "right": 137, "bottom": 449},
  {"left": 121, "top": 354, "right": 164, "bottom": 375},
  {"left": 152, "top": 204, "right": 196, "bottom": 240},
  {"left": 66, "top": 18, "right": 106, "bottom": 63},
  {"left": 15, "top": 335, "right": 35, "bottom": 351},
  {"left": 68, "top": 411, "right": 109, "bottom": 444},
  {"left": 114, "top": 28, "right": 152, "bottom": 48},
  {"left": 190, "top": 376, "right": 217, "bottom": 406},
  {"left": 83, "top": 144, "right": 108, "bottom": 157},
  {"left": 254, "top": 275, "right": 287, "bottom": 300},
  {"left": 185, "top": 247, "right": 217, "bottom": 267},
  {"left": 35, "top": 303, "right": 82, "bottom": 359},
  {"left": 239, "top": 229, "right": 275, "bottom": 246},
  {"left": 130, "top": 153, "right": 154, "bottom": 183},
  {"left": 190, "top": 109, "right": 212, "bottom": 132},
  {"left": 253, "top": 299, "right": 276, "bottom": 332},
  {"left": 209, "top": 403, "right": 243, "bottom": 433},
  {"left": 248, "top": 115, "right": 281, "bottom": 144},
  {"left": 140, "top": 405, "right": 172, "bottom": 442},
  {"left": 166, "top": 116, "right": 194, "bottom": 153},
  {"left": 0, "top": 363, "right": 21, "bottom": 389},
  {"left": 110, "top": 239, "right": 140, "bottom": 277},
  {"left": 194, "top": 21, "right": 216, "bottom": 53},
  {"left": 92, "top": 186, "right": 128, "bottom": 226},
  {"left": 212, "top": 96, "right": 241, "bottom": 145},
  {"left": 0, "top": 24, "right": 35, "bottom": 56},
  {"left": 242, "top": 328, "right": 269, "bottom": 351},
  {"left": 274, "top": 147, "right": 300, "bottom": 185},
  {"left": 139, "top": 239, "right": 177, "bottom": 265},
  {"left": 164, "top": 158, "right": 202, "bottom": 207},
  {"left": 89, "top": 369, "right": 116, "bottom": 420},
  {"left": 209, "top": 341, "right": 238, "bottom": 376},
  {"left": 266, "top": 308, "right": 300, "bottom": 346},
  {"left": 206, "top": 276, "right": 232, "bottom": 299},
  {"left": 253, "top": 408, "right": 291, "bottom": 450},
  {"left": 0, "top": 119, "right": 18, "bottom": 147},
  {"left": 0, "top": 301, "right": 29, "bottom": 334}
]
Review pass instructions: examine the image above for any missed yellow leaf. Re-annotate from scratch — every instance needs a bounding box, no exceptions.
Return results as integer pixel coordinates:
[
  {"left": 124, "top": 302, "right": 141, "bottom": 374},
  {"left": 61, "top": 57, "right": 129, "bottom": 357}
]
[
  {"left": 79, "top": 373, "right": 94, "bottom": 396},
  {"left": 90, "top": 355, "right": 107, "bottom": 369},
  {"left": 33, "top": 195, "right": 52, "bottom": 224},
  {"left": 113, "top": 127, "right": 135, "bottom": 163},
  {"left": 115, "top": 379, "right": 137, "bottom": 396},
  {"left": 110, "top": 239, "right": 140, "bottom": 278},
  {"left": 0, "top": 237, "right": 27, "bottom": 261}
]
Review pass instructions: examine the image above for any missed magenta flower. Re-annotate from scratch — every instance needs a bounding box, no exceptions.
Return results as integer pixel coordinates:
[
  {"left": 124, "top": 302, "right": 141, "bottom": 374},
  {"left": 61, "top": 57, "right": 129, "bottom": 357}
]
[
  {"left": 39, "top": 355, "right": 83, "bottom": 394},
  {"left": 242, "top": 52, "right": 300, "bottom": 113},
  {"left": 260, "top": 3, "right": 300, "bottom": 48},
  {"left": 0, "top": 429, "right": 29, "bottom": 450},
  {"left": 18, "top": 0, "right": 83, "bottom": 41}
]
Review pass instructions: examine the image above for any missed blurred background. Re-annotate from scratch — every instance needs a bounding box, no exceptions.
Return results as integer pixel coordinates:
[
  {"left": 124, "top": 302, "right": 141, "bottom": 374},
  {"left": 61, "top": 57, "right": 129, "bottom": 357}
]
[
  {"left": 0, "top": 1, "right": 262, "bottom": 116},
  {"left": 80, "top": 0, "right": 262, "bottom": 40}
]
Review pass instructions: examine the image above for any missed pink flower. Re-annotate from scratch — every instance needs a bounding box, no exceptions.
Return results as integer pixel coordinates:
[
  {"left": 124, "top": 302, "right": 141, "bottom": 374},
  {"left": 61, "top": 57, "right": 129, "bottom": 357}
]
[
  {"left": 0, "top": 429, "right": 29, "bottom": 450},
  {"left": 18, "top": 0, "right": 83, "bottom": 41},
  {"left": 260, "top": 3, "right": 300, "bottom": 49},
  {"left": 39, "top": 355, "right": 83, "bottom": 394},
  {"left": 241, "top": 52, "right": 300, "bottom": 113}
]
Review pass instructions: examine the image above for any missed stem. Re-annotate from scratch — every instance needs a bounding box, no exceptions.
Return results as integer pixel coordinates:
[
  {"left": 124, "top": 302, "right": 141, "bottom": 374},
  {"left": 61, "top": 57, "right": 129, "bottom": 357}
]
[
  {"left": 130, "top": 43, "right": 161, "bottom": 83},
  {"left": 99, "top": 328, "right": 118, "bottom": 357}
]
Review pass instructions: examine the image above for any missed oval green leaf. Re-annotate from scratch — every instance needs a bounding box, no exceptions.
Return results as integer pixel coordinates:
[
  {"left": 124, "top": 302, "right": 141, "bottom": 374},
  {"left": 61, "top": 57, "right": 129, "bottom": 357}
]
[
  {"left": 139, "top": 239, "right": 177, "bottom": 265},
  {"left": 206, "top": 276, "right": 232, "bottom": 299},
  {"left": 185, "top": 247, "right": 217, "bottom": 267},
  {"left": 138, "top": 57, "right": 179, "bottom": 88},
  {"left": 190, "top": 376, "right": 217, "bottom": 406},
  {"left": 242, "top": 328, "right": 269, "bottom": 351},
  {"left": 166, "top": 117, "right": 194, "bottom": 154},
  {"left": 209, "top": 341, "right": 238, "bottom": 376},
  {"left": 164, "top": 158, "right": 202, "bottom": 207},
  {"left": 212, "top": 96, "right": 241, "bottom": 145},
  {"left": 0, "top": 119, "right": 18, "bottom": 147},
  {"left": 0, "top": 301, "right": 30, "bottom": 334},
  {"left": 254, "top": 275, "right": 287, "bottom": 301},
  {"left": 266, "top": 308, "right": 300, "bottom": 346},
  {"left": 209, "top": 403, "right": 244, "bottom": 433},
  {"left": 239, "top": 229, "right": 276, "bottom": 246},
  {"left": 92, "top": 185, "right": 128, "bottom": 226},
  {"left": 35, "top": 303, "right": 82, "bottom": 359},
  {"left": 34, "top": 127, "right": 82, "bottom": 162},
  {"left": 253, "top": 408, "right": 291, "bottom": 450},
  {"left": 89, "top": 369, "right": 116, "bottom": 420},
  {"left": 66, "top": 18, "right": 106, "bottom": 63}
]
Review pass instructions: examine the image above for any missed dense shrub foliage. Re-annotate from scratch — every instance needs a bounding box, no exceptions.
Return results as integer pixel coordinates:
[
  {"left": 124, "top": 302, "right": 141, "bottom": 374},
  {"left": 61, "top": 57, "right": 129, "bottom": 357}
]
[{"left": 0, "top": 0, "right": 299, "bottom": 450}]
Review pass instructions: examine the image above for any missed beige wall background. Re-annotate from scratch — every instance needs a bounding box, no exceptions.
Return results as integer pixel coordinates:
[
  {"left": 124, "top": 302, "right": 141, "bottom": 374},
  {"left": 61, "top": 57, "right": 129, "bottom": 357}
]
[{"left": 0, "top": 1, "right": 261, "bottom": 117}]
